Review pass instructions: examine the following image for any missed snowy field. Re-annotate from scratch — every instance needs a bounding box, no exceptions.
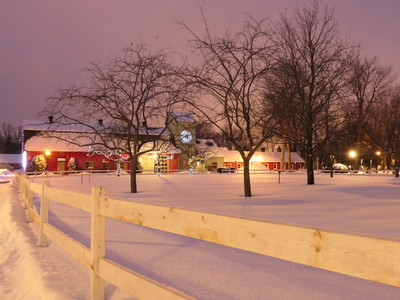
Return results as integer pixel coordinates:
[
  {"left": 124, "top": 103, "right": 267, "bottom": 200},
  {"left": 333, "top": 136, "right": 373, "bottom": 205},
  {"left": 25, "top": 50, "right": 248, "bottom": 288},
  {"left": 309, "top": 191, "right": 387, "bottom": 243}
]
[{"left": 1, "top": 172, "right": 400, "bottom": 299}]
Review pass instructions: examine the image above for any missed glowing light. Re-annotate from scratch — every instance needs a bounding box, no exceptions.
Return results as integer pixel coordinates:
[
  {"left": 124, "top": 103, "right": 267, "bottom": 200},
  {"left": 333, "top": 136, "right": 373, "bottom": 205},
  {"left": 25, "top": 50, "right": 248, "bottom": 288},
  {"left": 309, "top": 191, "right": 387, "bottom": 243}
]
[
  {"left": 376, "top": 151, "right": 381, "bottom": 156},
  {"left": 22, "top": 151, "right": 27, "bottom": 170},
  {"left": 349, "top": 151, "right": 357, "bottom": 158},
  {"left": 87, "top": 146, "right": 129, "bottom": 161},
  {"left": 152, "top": 153, "right": 158, "bottom": 159},
  {"left": 45, "top": 150, "right": 51, "bottom": 156},
  {"left": 250, "top": 155, "right": 263, "bottom": 162}
]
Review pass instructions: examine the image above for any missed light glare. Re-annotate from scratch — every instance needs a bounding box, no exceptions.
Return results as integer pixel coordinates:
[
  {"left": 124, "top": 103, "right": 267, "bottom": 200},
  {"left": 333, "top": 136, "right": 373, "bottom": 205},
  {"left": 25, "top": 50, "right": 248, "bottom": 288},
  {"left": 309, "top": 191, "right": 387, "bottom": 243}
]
[{"left": 349, "top": 151, "right": 357, "bottom": 158}]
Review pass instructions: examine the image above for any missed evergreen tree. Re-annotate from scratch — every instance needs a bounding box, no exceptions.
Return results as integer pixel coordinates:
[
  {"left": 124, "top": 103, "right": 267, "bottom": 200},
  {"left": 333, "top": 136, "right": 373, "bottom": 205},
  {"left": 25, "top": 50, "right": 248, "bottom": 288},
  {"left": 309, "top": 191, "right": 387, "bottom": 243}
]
[{"left": 30, "top": 154, "right": 47, "bottom": 172}]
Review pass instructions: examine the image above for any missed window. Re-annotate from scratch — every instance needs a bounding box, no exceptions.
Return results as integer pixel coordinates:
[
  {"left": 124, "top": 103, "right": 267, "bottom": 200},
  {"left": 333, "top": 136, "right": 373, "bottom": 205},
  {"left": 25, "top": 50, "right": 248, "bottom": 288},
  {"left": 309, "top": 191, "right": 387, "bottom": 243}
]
[
  {"left": 297, "top": 163, "right": 302, "bottom": 169},
  {"left": 227, "top": 163, "right": 232, "bottom": 168},
  {"left": 237, "top": 163, "right": 242, "bottom": 169},
  {"left": 273, "top": 163, "right": 278, "bottom": 170},
  {"left": 102, "top": 160, "right": 110, "bottom": 170},
  {"left": 85, "top": 161, "right": 94, "bottom": 169},
  {"left": 291, "top": 163, "right": 294, "bottom": 169}
]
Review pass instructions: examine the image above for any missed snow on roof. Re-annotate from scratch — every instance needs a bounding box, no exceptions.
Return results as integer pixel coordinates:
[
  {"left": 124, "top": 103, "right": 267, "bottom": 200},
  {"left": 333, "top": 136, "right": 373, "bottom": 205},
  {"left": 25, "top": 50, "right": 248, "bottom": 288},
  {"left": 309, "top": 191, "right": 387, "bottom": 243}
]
[
  {"left": 0, "top": 154, "right": 22, "bottom": 164},
  {"left": 24, "top": 134, "right": 91, "bottom": 152},
  {"left": 24, "top": 133, "right": 181, "bottom": 154},
  {"left": 170, "top": 112, "right": 196, "bottom": 122},
  {"left": 252, "top": 151, "right": 305, "bottom": 163},
  {"left": 215, "top": 148, "right": 305, "bottom": 163},
  {"left": 138, "top": 126, "right": 170, "bottom": 136}
]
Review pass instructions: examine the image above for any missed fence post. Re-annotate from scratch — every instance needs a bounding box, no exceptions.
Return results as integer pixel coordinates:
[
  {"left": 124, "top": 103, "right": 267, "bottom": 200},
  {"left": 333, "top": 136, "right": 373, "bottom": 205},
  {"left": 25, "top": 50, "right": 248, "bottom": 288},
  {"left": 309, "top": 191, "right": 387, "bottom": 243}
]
[
  {"left": 19, "top": 175, "right": 24, "bottom": 206},
  {"left": 24, "top": 175, "right": 29, "bottom": 208},
  {"left": 39, "top": 180, "right": 50, "bottom": 247},
  {"left": 26, "top": 179, "right": 34, "bottom": 222},
  {"left": 90, "top": 186, "right": 106, "bottom": 300},
  {"left": 19, "top": 174, "right": 24, "bottom": 206}
]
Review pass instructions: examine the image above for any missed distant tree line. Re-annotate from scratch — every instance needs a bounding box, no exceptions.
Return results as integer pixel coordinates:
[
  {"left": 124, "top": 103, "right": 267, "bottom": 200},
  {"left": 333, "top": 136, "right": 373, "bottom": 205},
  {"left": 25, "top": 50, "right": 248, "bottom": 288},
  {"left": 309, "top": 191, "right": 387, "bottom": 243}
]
[
  {"left": 43, "top": 0, "right": 400, "bottom": 196},
  {"left": 0, "top": 122, "right": 21, "bottom": 154}
]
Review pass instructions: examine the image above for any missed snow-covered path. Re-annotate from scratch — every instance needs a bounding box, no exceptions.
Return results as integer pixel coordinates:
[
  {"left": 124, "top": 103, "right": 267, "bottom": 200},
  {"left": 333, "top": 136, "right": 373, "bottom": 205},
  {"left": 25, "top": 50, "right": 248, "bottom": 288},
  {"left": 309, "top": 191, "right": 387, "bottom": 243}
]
[
  {"left": 0, "top": 182, "right": 86, "bottom": 299},
  {"left": 1, "top": 173, "right": 400, "bottom": 299}
]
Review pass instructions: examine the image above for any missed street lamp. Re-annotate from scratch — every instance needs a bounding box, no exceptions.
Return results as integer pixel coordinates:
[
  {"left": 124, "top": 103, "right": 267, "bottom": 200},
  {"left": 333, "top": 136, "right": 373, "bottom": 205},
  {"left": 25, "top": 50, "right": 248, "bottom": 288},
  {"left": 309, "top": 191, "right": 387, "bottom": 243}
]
[
  {"left": 349, "top": 150, "right": 357, "bottom": 158},
  {"left": 376, "top": 151, "right": 381, "bottom": 170},
  {"left": 349, "top": 150, "right": 357, "bottom": 171}
]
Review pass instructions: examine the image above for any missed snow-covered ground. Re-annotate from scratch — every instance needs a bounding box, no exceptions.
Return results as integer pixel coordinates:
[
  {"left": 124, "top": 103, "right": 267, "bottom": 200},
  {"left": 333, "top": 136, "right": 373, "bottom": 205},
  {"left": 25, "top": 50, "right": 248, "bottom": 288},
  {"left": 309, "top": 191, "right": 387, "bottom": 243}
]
[{"left": 1, "top": 172, "right": 400, "bottom": 299}]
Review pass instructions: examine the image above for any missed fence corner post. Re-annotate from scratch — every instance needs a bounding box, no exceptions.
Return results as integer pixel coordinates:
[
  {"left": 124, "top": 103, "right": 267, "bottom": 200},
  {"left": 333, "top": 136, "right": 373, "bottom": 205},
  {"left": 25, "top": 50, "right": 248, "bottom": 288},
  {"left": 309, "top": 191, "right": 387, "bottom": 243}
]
[
  {"left": 90, "top": 186, "right": 106, "bottom": 300},
  {"left": 39, "top": 180, "right": 50, "bottom": 247},
  {"left": 26, "top": 179, "right": 34, "bottom": 222}
]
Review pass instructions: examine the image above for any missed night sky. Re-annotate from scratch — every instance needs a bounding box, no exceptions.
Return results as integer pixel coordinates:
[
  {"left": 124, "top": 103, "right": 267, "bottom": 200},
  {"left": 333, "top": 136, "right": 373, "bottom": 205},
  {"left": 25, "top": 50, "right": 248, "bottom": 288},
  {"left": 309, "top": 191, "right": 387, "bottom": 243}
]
[{"left": 1, "top": 0, "right": 399, "bottom": 127}]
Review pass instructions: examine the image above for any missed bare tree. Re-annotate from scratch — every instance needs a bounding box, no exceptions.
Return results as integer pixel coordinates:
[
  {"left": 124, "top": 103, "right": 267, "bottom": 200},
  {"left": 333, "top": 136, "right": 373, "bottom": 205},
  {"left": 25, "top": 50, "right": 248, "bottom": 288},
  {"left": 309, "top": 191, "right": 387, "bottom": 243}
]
[
  {"left": 371, "top": 86, "right": 400, "bottom": 176},
  {"left": 43, "top": 44, "right": 181, "bottom": 193},
  {"left": 196, "top": 121, "right": 239, "bottom": 149},
  {"left": 181, "top": 12, "right": 274, "bottom": 197},
  {"left": 267, "top": 0, "right": 357, "bottom": 184},
  {"left": 346, "top": 56, "right": 395, "bottom": 168},
  {"left": 0, "top": 122, "right": 21, "bottom": 154}
]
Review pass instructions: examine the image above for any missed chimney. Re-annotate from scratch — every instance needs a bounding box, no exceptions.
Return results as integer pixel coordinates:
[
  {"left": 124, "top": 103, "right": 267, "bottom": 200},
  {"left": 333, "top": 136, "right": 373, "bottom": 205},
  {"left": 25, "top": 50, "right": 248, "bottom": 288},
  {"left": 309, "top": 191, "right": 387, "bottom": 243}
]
[
  {"left": 142, "top": 121, "right": 147, "bottom": 127},
  {"left": 48, "top": 116, "right": 54, "bottom": 123},
  {"left": 98, "top": 119, "right": 103, "bottom": 126}
]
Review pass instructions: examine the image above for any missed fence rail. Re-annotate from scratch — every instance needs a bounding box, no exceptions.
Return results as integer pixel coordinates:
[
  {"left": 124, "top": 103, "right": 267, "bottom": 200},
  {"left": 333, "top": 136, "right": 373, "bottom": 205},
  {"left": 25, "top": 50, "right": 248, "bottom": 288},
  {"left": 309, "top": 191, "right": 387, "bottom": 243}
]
[{"left": 14, "top": 174, "right": 400, "bottom": 300}]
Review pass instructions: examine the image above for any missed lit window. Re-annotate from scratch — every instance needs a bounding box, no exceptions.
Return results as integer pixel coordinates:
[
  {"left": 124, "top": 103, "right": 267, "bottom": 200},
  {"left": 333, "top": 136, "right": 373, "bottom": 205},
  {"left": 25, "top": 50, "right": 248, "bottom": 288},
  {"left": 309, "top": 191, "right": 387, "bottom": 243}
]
[{"left": 102, "top": 160, "right": 110, "bottom": 170}]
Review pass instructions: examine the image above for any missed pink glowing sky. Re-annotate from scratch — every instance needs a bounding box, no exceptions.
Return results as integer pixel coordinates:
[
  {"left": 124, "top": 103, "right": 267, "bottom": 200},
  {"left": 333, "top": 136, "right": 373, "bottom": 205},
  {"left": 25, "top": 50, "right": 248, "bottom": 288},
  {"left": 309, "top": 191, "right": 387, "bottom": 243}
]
[{"left": 1, "top": 0, "right": 399, "bottom": 127}]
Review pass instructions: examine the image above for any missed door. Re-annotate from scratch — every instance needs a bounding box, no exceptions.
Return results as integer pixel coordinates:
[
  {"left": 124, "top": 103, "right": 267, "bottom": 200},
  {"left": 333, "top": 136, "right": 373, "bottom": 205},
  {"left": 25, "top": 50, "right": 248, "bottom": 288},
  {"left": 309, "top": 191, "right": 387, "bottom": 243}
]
[{"left": 57, "top": 158, "right": 66, "bottom": 174}]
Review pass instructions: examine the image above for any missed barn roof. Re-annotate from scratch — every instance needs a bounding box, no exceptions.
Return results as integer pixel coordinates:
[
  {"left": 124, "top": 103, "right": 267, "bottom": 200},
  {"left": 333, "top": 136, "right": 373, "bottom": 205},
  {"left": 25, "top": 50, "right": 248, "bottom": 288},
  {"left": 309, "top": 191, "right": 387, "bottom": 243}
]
[{"left": 24, "top": 134, "right": 90, "bottom": 152}]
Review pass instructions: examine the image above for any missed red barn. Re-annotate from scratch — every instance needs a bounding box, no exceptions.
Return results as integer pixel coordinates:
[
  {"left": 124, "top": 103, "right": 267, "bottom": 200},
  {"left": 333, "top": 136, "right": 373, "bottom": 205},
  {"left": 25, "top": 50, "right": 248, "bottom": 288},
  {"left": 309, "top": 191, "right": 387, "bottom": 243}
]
[{"left": 217, "top": 148, "right": 305, "bottom": 170}]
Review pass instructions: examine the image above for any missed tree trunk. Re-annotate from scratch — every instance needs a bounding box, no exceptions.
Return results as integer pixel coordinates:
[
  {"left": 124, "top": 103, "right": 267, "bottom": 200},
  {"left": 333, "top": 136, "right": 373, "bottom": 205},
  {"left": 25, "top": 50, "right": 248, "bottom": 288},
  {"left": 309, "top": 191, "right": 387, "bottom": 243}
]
[
  {"left": 243, "top": 159, "right": 252, "bottom": 197},
  {"left": 287, "top": 144, "right": 292, "bottom": 170},
  {"left": 130, "top": 156, "right": 138, "bottom": 193},
  {"left": 306, "top": 122, "right": 315, "bottom": 184},
  {"left": 383, "top": 154, "right": 387, "bottom": 170},
  {"left": 354, "top": 121, "right": 363, "bottom": 170},
  {"left": 280, "top": 143, "right": 285, "bottom": 170},
  {"left": 306, "top": 153, "right": 315, "bottom": 184}
]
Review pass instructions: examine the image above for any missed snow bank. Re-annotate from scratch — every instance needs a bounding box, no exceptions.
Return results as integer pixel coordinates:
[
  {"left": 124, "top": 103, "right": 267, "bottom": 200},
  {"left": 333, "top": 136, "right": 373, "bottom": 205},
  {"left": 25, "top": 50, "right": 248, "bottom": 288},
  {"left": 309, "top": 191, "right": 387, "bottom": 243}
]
[
  {"left": 0, "top": 183, "right": 61, "bottom": 299},
  {"left": 0, "top": 181, "right": 142, "bottom": 300}
]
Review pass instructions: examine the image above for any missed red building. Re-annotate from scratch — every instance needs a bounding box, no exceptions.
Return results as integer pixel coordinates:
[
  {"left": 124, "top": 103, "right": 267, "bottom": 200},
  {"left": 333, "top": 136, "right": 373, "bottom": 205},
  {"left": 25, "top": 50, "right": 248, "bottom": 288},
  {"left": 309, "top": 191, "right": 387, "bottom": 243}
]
[
  {"left": 217, "top": 148, "right": 305, "bottom": 170},
  {"left": 22, "top": 115, "right": 191, "bottom": 173},
  {"left": 22, "top": 116, "right": 305, "bottom": 173}
]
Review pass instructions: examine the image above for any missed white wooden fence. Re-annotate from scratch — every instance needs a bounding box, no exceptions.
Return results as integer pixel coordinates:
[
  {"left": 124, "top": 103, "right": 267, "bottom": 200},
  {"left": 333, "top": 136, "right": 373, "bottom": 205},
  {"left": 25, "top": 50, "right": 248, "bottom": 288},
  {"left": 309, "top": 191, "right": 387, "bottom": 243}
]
[{"left": 14, "top": 174, "right": 400, "bottom": 299}]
